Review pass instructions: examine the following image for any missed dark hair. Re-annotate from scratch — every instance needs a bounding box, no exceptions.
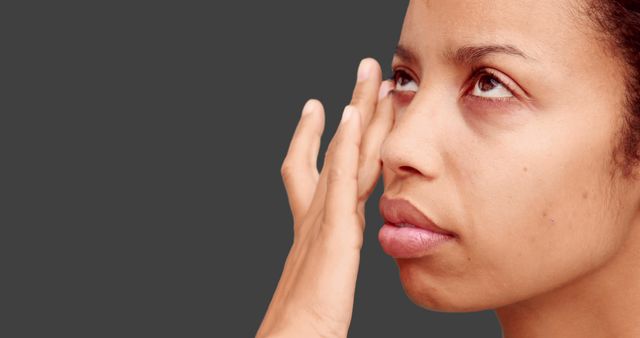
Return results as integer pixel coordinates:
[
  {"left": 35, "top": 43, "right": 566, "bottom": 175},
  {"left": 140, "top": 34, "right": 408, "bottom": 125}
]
[{"left": 582, "top": 0, "right": 640, "bottom": 179}]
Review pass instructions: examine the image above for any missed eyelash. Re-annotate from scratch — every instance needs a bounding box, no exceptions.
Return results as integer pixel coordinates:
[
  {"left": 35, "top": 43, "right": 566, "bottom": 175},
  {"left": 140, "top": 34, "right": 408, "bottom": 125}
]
[{"left": 387, "top": 67, "right": 518, "bottom": 103}]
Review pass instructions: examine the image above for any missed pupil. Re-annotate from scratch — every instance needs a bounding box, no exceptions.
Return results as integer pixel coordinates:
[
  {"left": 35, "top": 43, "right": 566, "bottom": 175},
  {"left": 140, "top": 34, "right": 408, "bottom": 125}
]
[
  {"left": 395, "top": 71, "right": 412, "bottom": 86},
  {"left": 479, "top": 76, "right": 497, "bottom": 91}
]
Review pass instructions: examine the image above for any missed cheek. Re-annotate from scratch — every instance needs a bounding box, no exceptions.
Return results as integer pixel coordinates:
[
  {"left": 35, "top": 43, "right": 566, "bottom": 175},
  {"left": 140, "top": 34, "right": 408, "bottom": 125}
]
[
  {"left": 452, "top": 122, "right": 626, "bottom": 308},
  {"left": 380, "top": 92, "right": 629, "bottom": 310}
]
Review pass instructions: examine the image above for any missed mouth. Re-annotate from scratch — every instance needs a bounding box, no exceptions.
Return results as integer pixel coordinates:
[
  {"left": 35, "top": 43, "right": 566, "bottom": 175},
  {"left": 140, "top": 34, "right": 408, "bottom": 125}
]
[
  {"left": 379, "top": 195, "right": 456, "bottom": 237},
  {"left": 377, "top": 195, "right": 456, "bottom": 258}
]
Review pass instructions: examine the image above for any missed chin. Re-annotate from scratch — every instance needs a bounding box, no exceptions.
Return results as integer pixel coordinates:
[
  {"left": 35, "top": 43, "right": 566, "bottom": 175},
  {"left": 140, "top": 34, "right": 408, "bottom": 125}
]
[{"left": 396, "top": 258, "right": 502, "bottom": 313}]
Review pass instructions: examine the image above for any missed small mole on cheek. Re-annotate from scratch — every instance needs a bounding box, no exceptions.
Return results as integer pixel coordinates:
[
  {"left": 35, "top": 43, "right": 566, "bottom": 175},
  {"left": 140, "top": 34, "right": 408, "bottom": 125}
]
[
  {"left": 523, "top": 166, "right": 528, "bottom": 172},
  {"left": 582, "top": 191, "right": 589, "bottom": 199},
  {"left": 542, "top": 210, "right": 556, "bottom": 225}
]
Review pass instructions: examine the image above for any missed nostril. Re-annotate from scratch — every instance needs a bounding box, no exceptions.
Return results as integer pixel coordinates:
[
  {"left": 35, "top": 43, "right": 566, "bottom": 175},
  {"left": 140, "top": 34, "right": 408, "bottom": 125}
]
[{"left": 399, "top": 165, "right": 421, "bottom": 175}]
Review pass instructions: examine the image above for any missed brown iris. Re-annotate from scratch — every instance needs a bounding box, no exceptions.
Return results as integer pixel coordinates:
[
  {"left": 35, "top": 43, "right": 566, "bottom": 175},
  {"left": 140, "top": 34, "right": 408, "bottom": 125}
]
[{"left": 478, "top": 75, "right": 500, "bottom": 91}]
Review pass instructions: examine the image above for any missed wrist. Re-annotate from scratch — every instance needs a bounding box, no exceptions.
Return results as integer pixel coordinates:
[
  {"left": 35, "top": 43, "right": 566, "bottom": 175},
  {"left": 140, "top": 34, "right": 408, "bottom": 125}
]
[{"left": 257, "top": 319, "right": 345, "bottom": 338}]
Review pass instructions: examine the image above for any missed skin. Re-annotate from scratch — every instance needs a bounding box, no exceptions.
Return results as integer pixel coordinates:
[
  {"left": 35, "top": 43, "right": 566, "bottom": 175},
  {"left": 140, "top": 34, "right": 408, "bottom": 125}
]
[
  {"left": 382, "top": 0, "right": 640, "bottom": 337},
  {"left": 257, "top": 1, "right": 640, "bottom": 337},
  {"left": 256, "top": 58, "right": 394, "bottom": 338}
]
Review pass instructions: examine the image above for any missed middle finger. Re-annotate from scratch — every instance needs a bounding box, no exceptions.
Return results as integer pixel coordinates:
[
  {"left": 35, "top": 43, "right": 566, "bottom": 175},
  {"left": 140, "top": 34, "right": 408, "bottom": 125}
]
[{"left": 305, "top": 59, "right": 383, "bottom": 219}]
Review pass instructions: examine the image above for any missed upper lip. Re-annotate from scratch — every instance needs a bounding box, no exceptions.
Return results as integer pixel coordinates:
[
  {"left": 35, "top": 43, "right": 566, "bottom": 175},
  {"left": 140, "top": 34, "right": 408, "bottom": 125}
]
[{"left": 379, "top": 195, "right": 455, "bottom": 236}]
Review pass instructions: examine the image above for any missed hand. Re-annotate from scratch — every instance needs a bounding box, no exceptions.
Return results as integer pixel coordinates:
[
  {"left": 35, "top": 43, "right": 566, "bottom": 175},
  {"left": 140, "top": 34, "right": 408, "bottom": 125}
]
[{"left": 255, "top": 58, "right": 395, "bottom": 338}]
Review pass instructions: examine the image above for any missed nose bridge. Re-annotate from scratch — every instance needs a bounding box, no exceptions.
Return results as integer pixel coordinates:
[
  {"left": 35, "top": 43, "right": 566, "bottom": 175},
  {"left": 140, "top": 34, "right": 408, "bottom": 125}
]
[{"left": 380, "top": 90, "right": 447, "bottom": 178}]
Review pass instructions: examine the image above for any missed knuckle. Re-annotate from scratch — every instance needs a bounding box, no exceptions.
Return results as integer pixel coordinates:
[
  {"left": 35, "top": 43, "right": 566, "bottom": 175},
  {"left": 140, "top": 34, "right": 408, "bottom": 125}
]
[
  {"left": 350, "top": 89, "right": 364, "bottom": 106},
  {"left": 351, "top": 85, "right": 374, "bottom": 106},
  {"left": 359, "top": 139, "right": 374, "bottom": 159},
  {"left": 327, "top": 167, "right": 343, "bottom": 185},
  {"left": 324, "top": 141, "right": 335, "bottom": 160},
  {"left": 338, "top": 135, "right": 359, "bottom": 155},
  {"left": 351, "top": 133, "right": 362, "bottom": 148},
  {"left": 328, "top": 166, "right": 353, "bottom": 186},
  {"left": 358, "top": 148, "right": 370, "bottom": 166},
  {"left": 311, "top": 125, "right": 324, "bottom": 139},
  {"left": 333, "top": 129, "right": 348, "bottom": 147},
  {"left": 280, "top": 161, "right": 296, "bottom": 180}
]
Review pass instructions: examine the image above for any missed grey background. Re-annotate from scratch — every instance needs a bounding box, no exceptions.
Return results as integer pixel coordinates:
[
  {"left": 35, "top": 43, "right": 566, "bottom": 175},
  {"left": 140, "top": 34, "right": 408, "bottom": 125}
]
[{"left": 4, "top": 1, "right": 503, "bottom": 337}]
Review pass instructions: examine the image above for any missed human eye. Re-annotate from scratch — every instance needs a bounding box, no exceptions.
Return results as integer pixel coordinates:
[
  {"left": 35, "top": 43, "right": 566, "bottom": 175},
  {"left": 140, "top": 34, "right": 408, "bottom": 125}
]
[
  {"left": 391, "top": 68, "right": 418, "bottom": 92},
  {"left": 466, "top": 68, "right": 518, "bottom": 103}
]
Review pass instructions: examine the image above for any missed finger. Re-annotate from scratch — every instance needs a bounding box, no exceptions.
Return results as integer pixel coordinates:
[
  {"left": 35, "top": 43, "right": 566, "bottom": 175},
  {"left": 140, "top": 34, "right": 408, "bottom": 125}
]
[
  {"left": 357, "top": 80, "right": 395, "bottom": 200},
  {"left": 325, "top": 105, "right": 361, "bottom": 227},
  {"left": 281, "top": 99, "right": 325, "bottom": 223},
  {"left": 305, "top": 58, "right": 382, "bottom": 222},
  {"left": 350, "top": 58, "right": 382, "bottom": 130},
  {"left": 305, "top": 59, "right": 382, "bottom": 218},
  {"left": 306, "top": 106, "right": 352, "bottom": 222}
]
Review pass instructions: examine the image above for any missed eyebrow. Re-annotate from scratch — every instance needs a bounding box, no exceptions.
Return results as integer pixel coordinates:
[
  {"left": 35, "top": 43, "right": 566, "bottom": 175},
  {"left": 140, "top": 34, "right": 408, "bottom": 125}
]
[{"left": 394, "top": 43, "right": 536, "bottom": 65}]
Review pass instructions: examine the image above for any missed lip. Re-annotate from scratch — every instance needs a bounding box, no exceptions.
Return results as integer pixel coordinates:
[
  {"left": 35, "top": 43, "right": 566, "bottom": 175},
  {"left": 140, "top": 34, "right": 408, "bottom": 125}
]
[
  {"left": 379, "top": 195, "right": 456, "bottom": 237},
  {"left": 378, "top": 195, "right": 457, "bottom": 258}
]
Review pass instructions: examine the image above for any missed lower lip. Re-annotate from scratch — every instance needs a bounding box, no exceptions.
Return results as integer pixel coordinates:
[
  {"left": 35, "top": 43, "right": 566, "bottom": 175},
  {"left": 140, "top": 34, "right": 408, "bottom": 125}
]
[{"left": 378, "top": 223, "right": 455, "bottom": 258}]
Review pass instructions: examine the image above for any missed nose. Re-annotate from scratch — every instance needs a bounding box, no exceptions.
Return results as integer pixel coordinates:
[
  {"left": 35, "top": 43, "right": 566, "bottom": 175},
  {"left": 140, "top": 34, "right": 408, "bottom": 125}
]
[{"left": 380, "top": 92, "right": 446, "bottom": 180}]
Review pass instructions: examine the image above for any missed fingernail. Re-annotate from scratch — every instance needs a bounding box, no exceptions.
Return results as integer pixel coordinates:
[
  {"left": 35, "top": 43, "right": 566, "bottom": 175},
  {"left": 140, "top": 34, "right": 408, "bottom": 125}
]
[
  {"left": 357, "top": 58, "right": 372, "bottom": 82},
  {"left": 341, "top": 105, "right": 355, "bottom": 123},
  {"left": 378, "top": 80, "right": 394, "bottom": 100},
  {"left": 302, "top": 99, "right": 316, "bottom": 116}
]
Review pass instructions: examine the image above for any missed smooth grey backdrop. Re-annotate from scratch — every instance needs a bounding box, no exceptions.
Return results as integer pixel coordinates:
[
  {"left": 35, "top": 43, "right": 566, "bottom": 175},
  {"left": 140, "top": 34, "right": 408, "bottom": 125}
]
[{"left": 4, "top": 1, "right": 503, "bottom": 337}]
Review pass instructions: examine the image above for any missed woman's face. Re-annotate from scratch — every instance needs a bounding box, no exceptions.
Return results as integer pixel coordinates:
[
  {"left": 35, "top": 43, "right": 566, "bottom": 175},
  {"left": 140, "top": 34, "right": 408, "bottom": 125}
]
[{"left": 379, "top": 0, "right": 639, "bottom": 311}]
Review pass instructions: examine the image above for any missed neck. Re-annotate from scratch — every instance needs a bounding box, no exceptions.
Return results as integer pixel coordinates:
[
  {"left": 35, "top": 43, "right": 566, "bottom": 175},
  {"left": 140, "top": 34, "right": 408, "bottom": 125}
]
[{"left": 495, "top": 220, "right": 640, "bottom": 338}]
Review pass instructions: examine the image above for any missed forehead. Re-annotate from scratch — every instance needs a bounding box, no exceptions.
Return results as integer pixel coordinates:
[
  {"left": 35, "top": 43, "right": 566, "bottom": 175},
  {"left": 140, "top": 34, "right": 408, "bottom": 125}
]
[
  {"left": 398, "top": 0, "right": 627, "bottom": 112},
  {"left": 401, "top": 0, "right": 588, "bottom": 64}
]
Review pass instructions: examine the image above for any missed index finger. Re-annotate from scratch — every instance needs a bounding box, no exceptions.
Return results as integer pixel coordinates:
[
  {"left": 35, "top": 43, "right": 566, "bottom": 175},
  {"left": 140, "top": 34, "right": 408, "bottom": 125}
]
[{"left": 350, "top": 58, "right": 382, "bottom": 130}]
